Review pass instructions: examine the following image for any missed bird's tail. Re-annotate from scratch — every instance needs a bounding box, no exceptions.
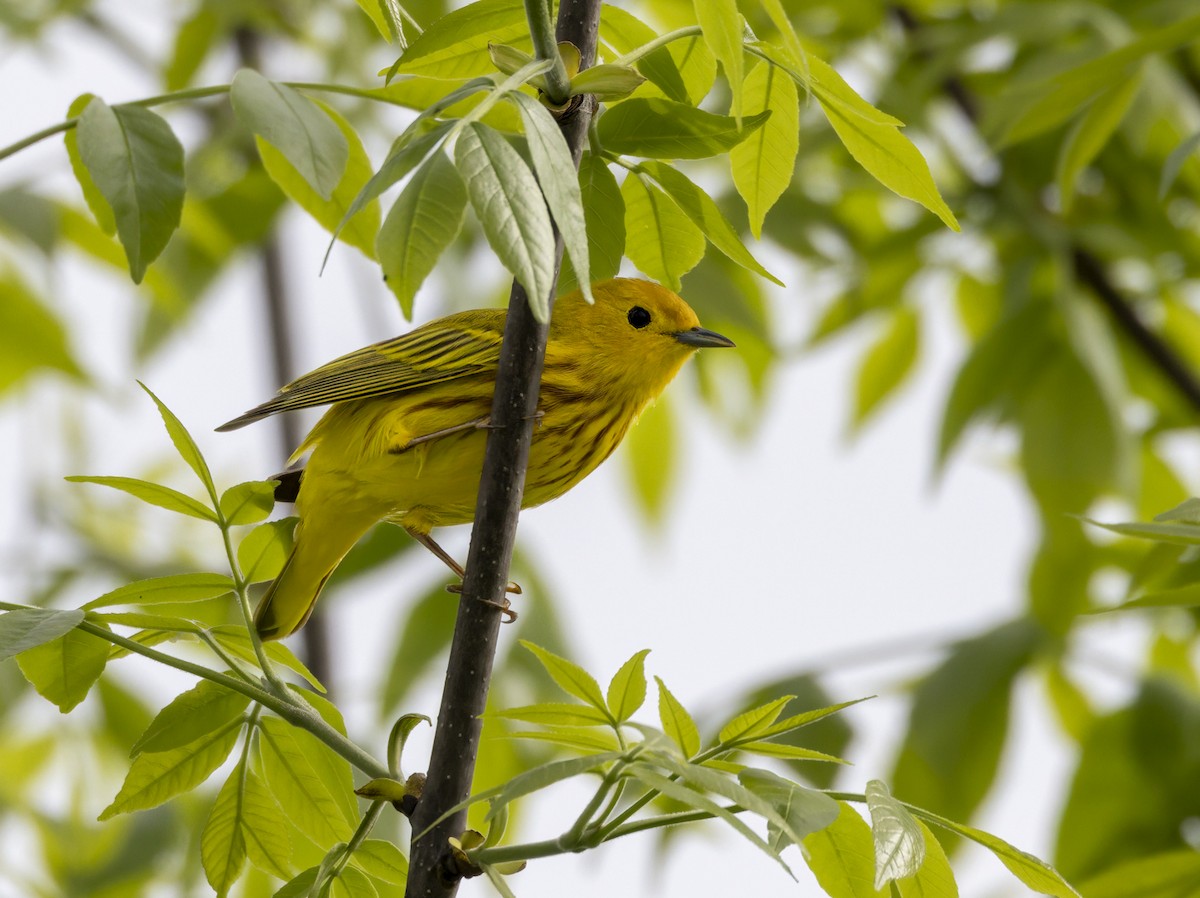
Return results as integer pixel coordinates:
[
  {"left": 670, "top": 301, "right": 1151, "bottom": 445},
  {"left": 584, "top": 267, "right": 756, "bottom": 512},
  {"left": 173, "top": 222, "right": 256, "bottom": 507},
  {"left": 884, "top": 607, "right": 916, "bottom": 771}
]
[{"left": 253, "top": 513, "right": 372, "bottom": 641}]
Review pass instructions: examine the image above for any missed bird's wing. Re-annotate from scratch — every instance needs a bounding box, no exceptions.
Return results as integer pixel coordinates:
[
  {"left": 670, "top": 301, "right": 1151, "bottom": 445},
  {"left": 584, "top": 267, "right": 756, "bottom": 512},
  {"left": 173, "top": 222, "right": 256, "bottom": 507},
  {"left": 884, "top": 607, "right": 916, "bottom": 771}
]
[{"left": 216, "top": 311, "right": 505, "bottom": 431}]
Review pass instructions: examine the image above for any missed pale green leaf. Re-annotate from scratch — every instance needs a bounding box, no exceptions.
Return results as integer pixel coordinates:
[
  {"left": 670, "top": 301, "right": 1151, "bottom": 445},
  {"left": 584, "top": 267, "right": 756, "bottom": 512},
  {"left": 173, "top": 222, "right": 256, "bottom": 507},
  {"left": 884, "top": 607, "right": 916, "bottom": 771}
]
[
  {"left": 202, "top": 766, "right": 248, "bottom": 897},
  {"left": 64, "top": 93, "right": 116, "bottom": 235},
  {"left": 75, "top": 99, "right": 185, "bottom": 282},
  {"left": 1078, "top": 850, "right": 1200, "bottom": 898},
  {"left": 606, "top": 649, "right": 650, "bottom": 722},
  {"left": 854, "top": 306, "right": 920, "bottom": 428},
  {"left": 140, "top": 383, "right": 218, "bottom": 501},
  {"left": 558, "top": 154, "right": 624, "bottom": 296},
  {"left": 256, "top": 101, "right": 379, "bottom": 258},
  {"left": 598, "top": 98, "right": 769, "bottom": 159},
  {"left": 213, "top": 628, "right": 326, "bottom": 694},
  {"left": 393, "top": 0, "right": 526, "bottom": 79},
  {"left": 639, "top": 160, "right": 781, "bottom": 284},
  {"left": 625, "top": 395, "right": 675, "bottom": 521},
  {"left": 231, "top": 69, "right": 348, "bottom": 200},
  {"left": 756, "top": 698, "right": 870, "bottom": 741},
  {"left": 802, "top": 801, "right": 885, "bottom": 898},
  {"left": 569, "top": 63, "right": 646, "bottom": 100},
  {"left": 378, "top": 149, "right": 467, "bottom": 318},
  {"left": 694, "top": 0, "right": 743, "bottom": 120},
  {"left": 219, "top": 480, "right": 277, "bottom": 526},
  {"left": 351, "top": 840, "right": 409, "bottom": 885},
  {"left": 16, "top": 624, "right": 110, "bottom": 712},
  {"left": 509, "top": 91, "right": 592, "bottom": 304},
  {"left": 487, "top": 751, "right": 627, "bottom": 818},
  {"left": 65, "top": 474, "right": 216, "bottom": 521},
  {"left": 656, "top": 676, "right": 700, "bottom": 757},
  {"left": 0, "top": 272, "right": 85, "bottom": 392},
  {"left": 83, "top": 573, "right": 234, "bottom": 610},
  {"left": 489, "top": 702, "right": 613, "bottom": 726},
  {"left": 355, "top": 0, "right": 405, "bottom": 44},
  {"left": 740, "top": 767, "right": 841, "bottom": 851},
  {"left": 718, "top": 694, "right": 794, "bottom": 744},
  {"left": 0, "top": 608, "right": 84, "bottom": 662},
  {"left": 1057, "top": 75, "right": 1141, "bottom": 213},
  {"left": 100, "top": 716, "right": 243, "bottom": 819},
  {"left": 898, "top": 821, "right": 959, "bottom": 898},
  {"left": 237, "top": 518, "right": 297, "bottom": 584},
  {"left": 259, "top": 716, "right": 356, "bottom": 845},
  {"left": 164, "top": 7, "right": 221, "bottom": 90},
  {"left": 520, "top": 640, "right": 608, "bottom": 712},
  {"left": 131, "top": 679, "right": 250, "bottom": 755},
  {"left": 865, "top": 780, "right": 925, "bottom": 889},
  {"left": 621, "top": 172, "right": 704, "bottom": 290},
  {"left": 738, "top": 742, "right": 848, "bottom": 764},
  {"left": 731, "top": 59, "right": 799, "bottom": 237},
  {"left": 332, "top": 865, "right": 378, "bottom": 898},
  {"left": 455, "top": 122, "right": 556, "bottom": 320},
  {"left": 240, "top": 769, "right": 293, "bottom": 879}
]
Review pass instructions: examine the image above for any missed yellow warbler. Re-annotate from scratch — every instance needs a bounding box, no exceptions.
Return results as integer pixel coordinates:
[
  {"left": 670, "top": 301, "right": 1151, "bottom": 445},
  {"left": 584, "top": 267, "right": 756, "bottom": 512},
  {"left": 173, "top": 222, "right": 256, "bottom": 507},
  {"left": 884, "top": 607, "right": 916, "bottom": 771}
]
[{"left": 219, "top": 278, "right": 734, "bottom": 640}]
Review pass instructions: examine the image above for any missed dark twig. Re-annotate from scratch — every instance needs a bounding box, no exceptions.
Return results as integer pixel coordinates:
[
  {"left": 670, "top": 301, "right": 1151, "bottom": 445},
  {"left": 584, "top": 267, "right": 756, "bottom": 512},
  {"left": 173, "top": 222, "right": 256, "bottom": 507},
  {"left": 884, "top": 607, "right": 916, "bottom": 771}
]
[
  {"left": 233, "top": 28, "right": 334, "bottom": 686},
  {"left": 402, "top": 1, "right": 601, "bottom": 895},
  {"left": 892, "top": 5, "right": 1200, "bottom": 415}
]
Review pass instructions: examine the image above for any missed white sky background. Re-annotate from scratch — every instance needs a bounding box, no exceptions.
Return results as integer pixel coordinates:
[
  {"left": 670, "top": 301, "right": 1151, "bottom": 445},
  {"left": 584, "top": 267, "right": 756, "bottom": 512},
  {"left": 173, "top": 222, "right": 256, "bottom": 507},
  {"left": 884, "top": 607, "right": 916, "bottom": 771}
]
[{"left": 0, "top": 5, "right": 1150, "bottom": 897}]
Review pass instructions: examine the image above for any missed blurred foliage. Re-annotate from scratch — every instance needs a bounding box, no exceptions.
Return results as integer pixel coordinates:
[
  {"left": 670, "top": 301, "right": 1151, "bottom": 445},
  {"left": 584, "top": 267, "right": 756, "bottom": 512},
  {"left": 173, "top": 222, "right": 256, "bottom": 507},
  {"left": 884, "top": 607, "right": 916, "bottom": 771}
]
[{"left": 4, "top": 0, "right": 1200, "bottom": 895}]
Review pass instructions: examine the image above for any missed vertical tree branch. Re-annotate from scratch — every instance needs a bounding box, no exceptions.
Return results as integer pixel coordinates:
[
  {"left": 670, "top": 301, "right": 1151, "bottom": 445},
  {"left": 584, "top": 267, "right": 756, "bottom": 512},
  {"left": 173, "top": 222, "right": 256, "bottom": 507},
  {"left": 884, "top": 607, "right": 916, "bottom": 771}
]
[
  {"left": 233, "top": 28, "right": 334, "bottom": 687},
  {"left": 404, "top": 1, "right": 601, "bottom": 895}
]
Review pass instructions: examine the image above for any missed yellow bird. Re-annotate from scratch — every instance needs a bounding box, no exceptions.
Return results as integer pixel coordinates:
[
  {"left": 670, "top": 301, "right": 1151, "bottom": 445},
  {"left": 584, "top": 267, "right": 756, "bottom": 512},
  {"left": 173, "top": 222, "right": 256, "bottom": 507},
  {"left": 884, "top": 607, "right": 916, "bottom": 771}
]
[{"left": 218, "top": 278, "right": 734, "bottom": 640}]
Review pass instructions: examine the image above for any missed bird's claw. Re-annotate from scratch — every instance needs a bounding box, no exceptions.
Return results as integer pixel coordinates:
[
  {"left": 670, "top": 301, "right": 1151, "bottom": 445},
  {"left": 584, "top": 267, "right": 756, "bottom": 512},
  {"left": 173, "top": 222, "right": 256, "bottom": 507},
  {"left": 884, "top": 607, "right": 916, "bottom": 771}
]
[{"left": 443, "top": 583, "right": 519, "bottom": 622}]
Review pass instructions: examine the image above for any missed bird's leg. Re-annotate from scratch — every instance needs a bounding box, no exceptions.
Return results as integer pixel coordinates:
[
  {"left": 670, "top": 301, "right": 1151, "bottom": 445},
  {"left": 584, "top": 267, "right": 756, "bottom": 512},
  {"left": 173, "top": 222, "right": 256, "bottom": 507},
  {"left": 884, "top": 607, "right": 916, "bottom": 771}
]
[
  {"left": 392, "top": 416, "right": 492, "bottom": 452},
  {"left": 404, "top": 527, "right": 520, "bottom": 622}
]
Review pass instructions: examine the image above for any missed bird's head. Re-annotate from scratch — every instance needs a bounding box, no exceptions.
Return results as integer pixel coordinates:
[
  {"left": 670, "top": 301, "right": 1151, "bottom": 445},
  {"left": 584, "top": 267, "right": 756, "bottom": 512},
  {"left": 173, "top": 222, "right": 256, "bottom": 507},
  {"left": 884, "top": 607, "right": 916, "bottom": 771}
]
[{"left": 551, "top": 278, "right": 734, "bottom": 396}]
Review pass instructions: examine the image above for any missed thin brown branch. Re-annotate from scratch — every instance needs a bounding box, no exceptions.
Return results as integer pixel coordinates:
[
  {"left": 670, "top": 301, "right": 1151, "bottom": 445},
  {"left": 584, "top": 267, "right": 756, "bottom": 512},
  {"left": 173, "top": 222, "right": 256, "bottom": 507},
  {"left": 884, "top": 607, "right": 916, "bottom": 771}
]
[{"left": 403, "top": 1, "right": 601, "bottom": 895}]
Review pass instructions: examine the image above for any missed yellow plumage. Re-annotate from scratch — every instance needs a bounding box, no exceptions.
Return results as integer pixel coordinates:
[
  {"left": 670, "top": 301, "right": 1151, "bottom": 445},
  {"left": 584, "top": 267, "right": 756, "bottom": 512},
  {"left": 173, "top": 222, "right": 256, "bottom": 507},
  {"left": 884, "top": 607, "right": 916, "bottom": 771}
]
[{"left": 218, "top": 278, "right": 734, "bottom": 640}]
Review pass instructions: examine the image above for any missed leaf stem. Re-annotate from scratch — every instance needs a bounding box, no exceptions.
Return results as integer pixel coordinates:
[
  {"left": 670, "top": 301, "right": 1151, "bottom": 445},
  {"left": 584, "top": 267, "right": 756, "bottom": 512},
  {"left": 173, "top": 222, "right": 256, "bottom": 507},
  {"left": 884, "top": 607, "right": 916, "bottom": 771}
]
[
  {"left": 76, "top": 619, "right": 390, "bottom": 779},
  {"left": 611, "top": 26, "right": 704, "bottom": 67},
  {"left": 524, "top": 0, "right": 572, "bottom": 103}
]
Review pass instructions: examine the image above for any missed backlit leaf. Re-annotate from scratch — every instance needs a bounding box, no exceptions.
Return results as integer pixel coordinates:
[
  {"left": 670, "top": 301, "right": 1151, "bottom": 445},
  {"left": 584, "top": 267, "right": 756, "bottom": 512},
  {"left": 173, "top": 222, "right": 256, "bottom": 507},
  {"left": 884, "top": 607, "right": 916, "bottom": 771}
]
[
  {"left": 0, "top": 608, "right": 84, "bottom": 662},
  {"left": 731, "top": 59, "right": 799, "bottom": 238},
  {"left": 598, "top": 98, "right": 769, "bottom": 159},
  {"left": 16, "top": 624, "right": 111, "bottom": 712},
  {"left": 65, "top": 475, "right": 216, "bottom": 522},
  {"left": 131, "top": 680, "right": 250, "bottom": 755},
  {"left": 621, "top": 172, "right": 704, "bottom": 290},
  {"left": 392, "top": 0, "right": 526, "bottom": 79}
]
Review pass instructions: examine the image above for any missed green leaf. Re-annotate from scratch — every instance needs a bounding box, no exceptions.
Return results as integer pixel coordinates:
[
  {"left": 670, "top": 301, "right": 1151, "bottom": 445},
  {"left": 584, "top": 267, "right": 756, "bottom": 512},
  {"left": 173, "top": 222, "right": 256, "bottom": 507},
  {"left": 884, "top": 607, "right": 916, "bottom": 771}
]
[
  {"left": 231, "top": 69, "right": 348, "bottom": 200},
  {"left": 1087, "top": 518, "right": 1200, "bottom": 547},
  {"left": 606, "top": 649, "right": 650, "bottom": 723},
  {"left": 558, "top": 154, "right": 624, "bottom": 296},
  {"left": 639, "top": 161, "right": 781, "bottom": 285},
  {"left": 853, "top": 306, "right": 920, "bottom": 428},
  {"left": 164, "top": 7, "right": 221, "bottom": 90},
  {"left": 738, "top": 742, "right": 848, "bottom": 764},
  {"left": 898, "top": 821, "right": 958, "bottom": 898},
  {"left": 0, "top": 608, "right": 84, "bottom": 661},
  {"left": 256, "top": 101, "right": 379, "bottom": 258},
  {"left": 332, "top": 865, "right": 378, "bottom": 898},
  {"left": 1160, "top": 130, "right": 1200, "bottom": 198},
  {"left": 214, "top": 628, "right": 326, "bottom": 694},
  {"left": 621, "top": 172, "right": 705, "bottom": 290},
  {"left": 1056, "top": 74, "right": 1141, "bottom": 213},
  {"left": 258, "top": 717, "right": 356, "bottom": 845},
  {"left": 506, "top": 727, "right": 621, "bottom": 753},
  {"left": 140, "top": 383, "right": 218, "bottom": 501},
  {"left": 336, "top": 119, "right": 456, "bottom": 252},
  {"left": 718, "top": 694, "right": 794, "bottom": 744},
  {"left": 100, "top": 716, "right": 243, "bottom": 819},
  {"left": 994, "top": 12, "right": 1200, "bottom": 147},
  {"left": 936, "top": 302, "right": 1054, "bottom": 467},
  {"left": 131, "top": 680, "right": 250, "bottom": 755},
  {"left": 755, "top": 698, "right": 870, "bottom": 741},
  {"left": 913, "top": 807, "right": 1079, "bottom": 897},
  {"left": 0, "top": 272, "right": 85, "bottom": 392},
  {"left": 569, "top": 63, "right": 646, "bottom": 100},
  {"left": 656, "top": 676, "right": 700, "bottom": 757},
  {"left": 274, "top": 867, "right": 319, "bottom": 898},
  {"left": 64, "top": 94, "right": 116, "bottom": 235},
  {"left": 599, "top": 98, "right": 769, "bottom": 160},
  {"left": 16, "top": 624, "right": 111, "bottom": 712},
  {"left": 83, "top": 572, "right": 235, "bottom": 610},
  {"left": 356, "top": 0, "right": 405, "bottom": 44},
  {"left": 378, "top": 149, "right": 467, "bottom": 318},
  {"left": 65, "top": 474, "right": 216, "bottom": 521},
  {"left": 803, "top": 801, "right": 885, "bottom": 898},
  {"left": 509, "top": 92, "right": 592, "bottom": 304},
  {"left": 202, "top": 765, "right": 292, "bottom": 895},
  {"left": 455, "top": 122, "right": 555, "bottom": 321},
  {"left": 351, "top": 840, "right": 409, "bottom": 885},
  {"left": 1079, "top": 850, "right": 1200, "bottom": 898},
  {"left": 625, "top": 395, "right": 675, "bottom": 522},
  {"left": 520, "top": 641, "right": 608, "bottom": 712},
  {"left": 485, "top": 751, "right": 627, "bottom": 818},
  {"left": 489, "top": 702, "right": 612, "bottom": 727},
  {"left": 739, "top": 767, "right": 840, "bottom": 851},
  {"left": 892, "top": 620, "right": 1041, "bottom": 838},
  {"left": 628, "top": 763, "right": 792, "bottom": 875},
  {"left": 865, "top": 780, "right": 925, "bottom": 889},
  {"left": 238, "top": 518, "right": 297, "bottom": 583},
  {"left": 219, "top": 480, "right": 277, "bottom": 526},
  {"left": 731, "top": 59, "right": 799, "bottom": 238},
  {"left": 393, "top": 0, "right": 526, "bottom": 79},
  {"left": 75, "top": 99, "right": 185, "bottom": 282},
  {"left": 694, "top": 0, "right": 743, "bottom": 120}
]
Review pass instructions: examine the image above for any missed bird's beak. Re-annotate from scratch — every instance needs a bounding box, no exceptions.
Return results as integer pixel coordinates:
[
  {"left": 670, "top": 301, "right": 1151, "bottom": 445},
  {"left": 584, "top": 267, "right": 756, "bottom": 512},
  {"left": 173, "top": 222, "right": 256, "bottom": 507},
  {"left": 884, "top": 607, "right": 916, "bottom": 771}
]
[{"left": 673, "top": 326, "right": 736, "bottom": 348}]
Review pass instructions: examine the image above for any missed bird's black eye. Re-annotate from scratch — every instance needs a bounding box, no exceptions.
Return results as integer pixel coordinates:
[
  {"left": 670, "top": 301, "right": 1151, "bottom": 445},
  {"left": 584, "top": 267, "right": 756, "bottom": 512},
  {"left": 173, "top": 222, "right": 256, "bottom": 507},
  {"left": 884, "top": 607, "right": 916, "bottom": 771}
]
[{"left": 627, "top": 306, "right": 652, "bottom": 329}]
